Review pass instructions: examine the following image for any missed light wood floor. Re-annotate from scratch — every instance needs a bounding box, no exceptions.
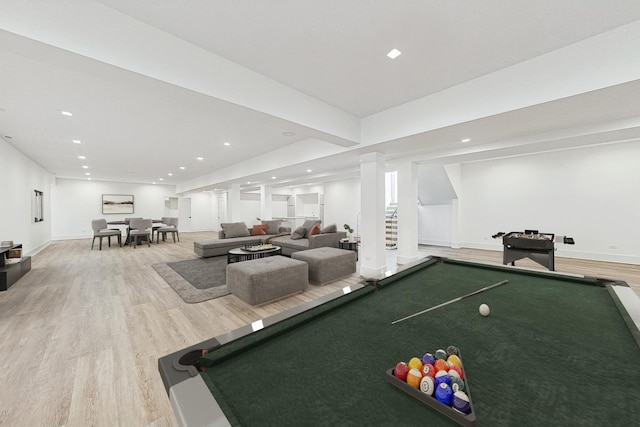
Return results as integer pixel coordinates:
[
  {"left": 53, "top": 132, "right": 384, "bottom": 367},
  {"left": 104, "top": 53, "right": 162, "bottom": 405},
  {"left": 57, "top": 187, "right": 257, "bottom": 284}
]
[{"left": 0, "top": 232, "right": 638, "bottom": 426}]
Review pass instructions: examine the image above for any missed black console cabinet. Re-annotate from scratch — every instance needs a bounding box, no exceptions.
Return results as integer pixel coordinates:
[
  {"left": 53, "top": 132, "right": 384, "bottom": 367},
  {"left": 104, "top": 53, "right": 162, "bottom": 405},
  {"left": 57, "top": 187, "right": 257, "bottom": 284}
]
[{"left": 0, "top": 244, "right": 31, "bottom": 291}]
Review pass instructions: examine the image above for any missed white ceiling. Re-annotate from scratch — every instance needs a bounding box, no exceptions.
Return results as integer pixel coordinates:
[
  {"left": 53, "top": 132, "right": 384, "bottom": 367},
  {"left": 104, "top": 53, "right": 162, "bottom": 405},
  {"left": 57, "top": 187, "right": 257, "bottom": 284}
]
[{"left": 1, "top": 0, "right": 640, "bottom": 193}]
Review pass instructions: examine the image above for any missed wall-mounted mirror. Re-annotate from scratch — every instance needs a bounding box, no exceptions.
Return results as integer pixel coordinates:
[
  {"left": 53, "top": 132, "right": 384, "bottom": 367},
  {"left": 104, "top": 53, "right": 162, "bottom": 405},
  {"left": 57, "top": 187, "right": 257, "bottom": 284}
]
[{"left": 34, "top": 190, "right": 44, "bottom": 222}]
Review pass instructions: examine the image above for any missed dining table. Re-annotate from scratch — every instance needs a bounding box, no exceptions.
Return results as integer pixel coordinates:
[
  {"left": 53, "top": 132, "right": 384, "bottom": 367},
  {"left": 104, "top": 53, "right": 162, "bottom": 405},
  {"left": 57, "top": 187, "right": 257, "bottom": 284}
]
[{"left": 106, "top": 219, "right": 164, "bottom": 246}]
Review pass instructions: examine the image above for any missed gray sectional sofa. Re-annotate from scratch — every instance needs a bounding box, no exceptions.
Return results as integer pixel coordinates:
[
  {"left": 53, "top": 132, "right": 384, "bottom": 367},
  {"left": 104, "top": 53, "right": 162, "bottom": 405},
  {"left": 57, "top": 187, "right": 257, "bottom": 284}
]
[{"left": 194, "top": 220, "right": 346, "bottom": 258}]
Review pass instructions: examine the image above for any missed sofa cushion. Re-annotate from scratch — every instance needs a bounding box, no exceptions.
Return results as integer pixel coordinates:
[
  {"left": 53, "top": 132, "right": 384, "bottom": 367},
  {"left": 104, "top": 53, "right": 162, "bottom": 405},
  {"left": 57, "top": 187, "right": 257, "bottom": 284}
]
[
  {"left": 301, "top": 219, "right": 322, "bottom": 238},
  {"left": 250, "top": 224, "right": 268, "bottom": 236},
  {"left": 291, "top": 226, "right": 306, "bottom": 240},
  {"left": 261, "top": 219, "right": 282, "bottom": 235},
  {"left": 272, "top": 235, "right": 310, "bottom": 251},
  {"left": 309, "top": 223, "right": 321, "bottom": 236},
  {"left": 221, "top": 222, "right": 250, "bottom": 238},
  {"left": 321, "top": 223, "right": 337, "bottom": 233}
]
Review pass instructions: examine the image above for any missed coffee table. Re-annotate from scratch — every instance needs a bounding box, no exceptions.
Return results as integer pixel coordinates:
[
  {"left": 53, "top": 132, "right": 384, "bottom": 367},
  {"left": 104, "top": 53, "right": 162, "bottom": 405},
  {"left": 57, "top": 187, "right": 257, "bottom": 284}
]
[{"left": 227, "top": 245, "right": 282, "bottom": 263}]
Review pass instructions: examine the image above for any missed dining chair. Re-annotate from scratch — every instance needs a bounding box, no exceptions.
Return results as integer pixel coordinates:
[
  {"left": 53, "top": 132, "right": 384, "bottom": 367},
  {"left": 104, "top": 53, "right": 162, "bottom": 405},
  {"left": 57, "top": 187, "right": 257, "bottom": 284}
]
[
  {"left": 152, "top": 217, "right": 172, "bottom": 242},
  {"left": 91, "top": 219, "right": 122, "bottom": 250},
  {"left": 129, "top": 218, "right": 152, "bottom": 248},
  {"left": 156, "top": 217, "right": 180, "bottom": 243}
]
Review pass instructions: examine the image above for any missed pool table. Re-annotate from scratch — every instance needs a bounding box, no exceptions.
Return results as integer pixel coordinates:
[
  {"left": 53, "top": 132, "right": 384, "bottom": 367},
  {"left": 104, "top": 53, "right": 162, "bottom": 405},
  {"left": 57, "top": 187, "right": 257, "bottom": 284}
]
[{"left": 159, "top": 257, "right": 640, "bottom": 426}]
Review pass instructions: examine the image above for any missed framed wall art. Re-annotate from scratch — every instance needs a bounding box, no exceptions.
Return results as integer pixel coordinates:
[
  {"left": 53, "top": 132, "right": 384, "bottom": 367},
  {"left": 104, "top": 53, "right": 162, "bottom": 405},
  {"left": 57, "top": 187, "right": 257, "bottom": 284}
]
[{"left": 102, "top": 194, "right": 134, "bottom": 214}]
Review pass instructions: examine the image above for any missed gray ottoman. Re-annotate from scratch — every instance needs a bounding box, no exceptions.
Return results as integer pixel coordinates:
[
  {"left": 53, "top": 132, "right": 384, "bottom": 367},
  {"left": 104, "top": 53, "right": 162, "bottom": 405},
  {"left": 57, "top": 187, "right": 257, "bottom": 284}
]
[
  {"left": 292, "top": 247, "right": 356, "bottom": 285},
  {"left": 226, "top": 256, "right": 308, "bottom": 305}
]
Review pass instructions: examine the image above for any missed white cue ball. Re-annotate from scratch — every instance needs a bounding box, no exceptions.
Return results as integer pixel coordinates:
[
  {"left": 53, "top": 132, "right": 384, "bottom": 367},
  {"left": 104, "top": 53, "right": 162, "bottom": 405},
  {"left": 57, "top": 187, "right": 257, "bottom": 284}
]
[{"left": 479, "top": 304, "right": 490, "bottom": 317}]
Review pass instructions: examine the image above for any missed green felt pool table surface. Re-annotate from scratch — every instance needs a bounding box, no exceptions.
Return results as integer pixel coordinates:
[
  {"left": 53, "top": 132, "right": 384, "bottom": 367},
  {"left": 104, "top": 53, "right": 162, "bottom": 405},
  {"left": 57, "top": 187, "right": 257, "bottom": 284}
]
[{"left": 159, "top": 257, "right": 640, "bottom": 426}]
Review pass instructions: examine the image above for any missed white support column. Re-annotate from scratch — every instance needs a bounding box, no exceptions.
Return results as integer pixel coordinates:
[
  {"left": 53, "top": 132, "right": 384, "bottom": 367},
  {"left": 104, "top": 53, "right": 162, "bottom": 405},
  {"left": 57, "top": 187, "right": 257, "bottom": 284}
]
[
  {"left": 396, "top": 160, "right": 419, "bottom": 264},
  {"left": 359, "top": 152, "right": 387, "bottom": 278},
  {"left": 444, "top": 164, "right": 462, "bottom": 248},
  {"left": 228, "top": 183, "right": 241, "bottom": 222},
  {"left": 260, "top": 185, "right": 273, "bottom": 220}
]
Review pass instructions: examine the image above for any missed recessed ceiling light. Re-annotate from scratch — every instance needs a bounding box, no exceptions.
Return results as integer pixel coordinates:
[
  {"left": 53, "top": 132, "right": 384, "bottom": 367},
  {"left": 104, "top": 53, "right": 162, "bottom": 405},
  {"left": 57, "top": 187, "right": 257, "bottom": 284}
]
[
  {"left": 306, "top": 169, "right": 312, "bottom": 173},
  {"left": 87, "top": 177, "right": 92, "bottom": 180},
  {"left": 247, "top": 181, "right": 251, "bottom": 184},
  {"left": 152, "top": 182, "right": 156, "bottom": 184},
  {"left": 72, "top": 139, "right": 81, "bottom": 144},
  {"left": 77, "top": 155, "right": 85, "bottom": 159},
  {"left": 159, "top": 178, "right": 164, "bottom": 181},
  {"left": 282, "top": 131, "right": 296, "bottom": 137},
  {"left": 461, "top": 138, "right": 471, "bottom": 143},
  {"left": 387, "top": 48, "right": 402, "bottom": 59},
  {"left": 168, "top": 173, "right": 173, "bottom": 176},
  {"left": 82, "top": 165, "right": 88, "bottom": 169},
  {"left": 85, "top": 172, "right": 90, "bottom": 176},
  {"left": 223, "top": 142, "right": 231, "bottom": 146},
  {"left": 197, "top": 157, "right": 203, "bottom": 161},
  {"left": 271, "top": 176, "right": 276, "bottom": 180},
  {"left": 179, "top": 166, "right": 185, "bottom": 170},
  {"left": 61, "top": 111, "right": 73, "bottom": 116}
]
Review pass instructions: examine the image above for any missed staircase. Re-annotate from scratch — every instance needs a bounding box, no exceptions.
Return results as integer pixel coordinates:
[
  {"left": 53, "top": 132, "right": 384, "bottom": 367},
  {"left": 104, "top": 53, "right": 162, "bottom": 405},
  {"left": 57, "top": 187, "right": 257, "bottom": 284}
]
[{"left": 385, "top": 203, "right": 397, "bottom": 249}]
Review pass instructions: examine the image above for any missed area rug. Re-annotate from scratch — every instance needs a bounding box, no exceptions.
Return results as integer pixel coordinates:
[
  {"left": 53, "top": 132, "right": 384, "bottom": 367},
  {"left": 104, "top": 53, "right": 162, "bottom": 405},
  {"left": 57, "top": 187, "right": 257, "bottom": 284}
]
[{"left": 152, "top": 256, "right": 230, "bottom": 303}]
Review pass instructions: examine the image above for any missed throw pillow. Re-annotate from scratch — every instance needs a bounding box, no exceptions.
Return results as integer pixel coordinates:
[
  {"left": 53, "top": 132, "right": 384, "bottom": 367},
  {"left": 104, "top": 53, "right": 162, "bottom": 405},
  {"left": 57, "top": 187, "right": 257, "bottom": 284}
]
[
  {"left": 291, "top": 226, "right": 306, "bottom": 240},
  {"left": 261, "top": 219, "right": 281, "bottom": 235},
  {"left": 309, "top": 223, "right": 321, "bottom": 236},
  {"left": 301, "top": 219, "right": 321, "bottom": 238},
  {"left": 250, "top": 224, "right": 268, "bottom": 236},
  {"left": 221, "top": 222, "right": 250, "bottom": 238},
  {"left": 321, "top": 223, "right": 337, "bottom": 233}
]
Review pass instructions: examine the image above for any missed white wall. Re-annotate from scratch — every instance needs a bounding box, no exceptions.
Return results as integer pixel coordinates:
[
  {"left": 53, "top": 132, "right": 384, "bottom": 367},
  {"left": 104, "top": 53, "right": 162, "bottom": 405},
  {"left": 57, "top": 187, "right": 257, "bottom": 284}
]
[
  {"left": 458, "top": 141, "right": 640, "bottom": 264},
  {"left": 323, "top": 179, "right": 361, "bottom": 235},
  {"left": 418, "top": 204, "right": 452, "bottom": 246},
  {"left": 52, "top": 178, "right": 178, "bottom": 239},
  {"left": 0, "top": 139, "right": 53, "bottom": 254}
]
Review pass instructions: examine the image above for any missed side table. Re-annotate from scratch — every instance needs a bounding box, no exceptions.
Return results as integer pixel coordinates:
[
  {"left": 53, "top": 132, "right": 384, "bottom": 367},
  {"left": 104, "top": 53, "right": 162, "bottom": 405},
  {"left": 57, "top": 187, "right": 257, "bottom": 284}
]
[{"left": 338, "top": 240, "right": 358, "bottom": 261}]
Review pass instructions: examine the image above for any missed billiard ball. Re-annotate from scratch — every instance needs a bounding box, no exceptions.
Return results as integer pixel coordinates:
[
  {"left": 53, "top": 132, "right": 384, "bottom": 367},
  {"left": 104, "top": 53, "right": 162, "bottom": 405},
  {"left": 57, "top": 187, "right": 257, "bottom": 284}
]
[
  {"left": 434, "top": 359, "right": 449, "bottom": 372},
  {"left": 448, "top": 364, "right": 463, "bottom": 379},
  {"left": 447, "top": 354, "right": 462, "bottom": 368},
  {"left": 435, "top": 383, "right": 453, "bottom": 405},
  {"left": 421, "top": 363, "right": 436, "bottom": 378},
  {"left": 421, "top": 352, "right": 435, "bottom": 366},
  {"left": 479, "top": 303, "right": 490, "bottom": 316},
  {"left": 394, "top": 362, "right": 409, "bottom": 381},
  {"left": 406, "top": 368, "right": 422, "bottom": 388},
  {"left": 452, "top": 391, "right": 471, "bottom": 414},
  {"left": 408, "top": 357, "right": 423, "bottom": 372},
  {"left": 419, "top": 376, "right": 435, "bottom": 396},
  {"left": 434, "top": 370, "right": 451, "bottom": 387},
  {"left": 446, "top": 345, "right": 459, "bottom": 356},
  {"left": 447, "top": 368, "right": 460, "bottom": 379},
  {"left": 450, "top": 376, "right": 466, "bottom": 393},
  {"left": 435, "top": 349, "right": 447, "bottom": 360}
]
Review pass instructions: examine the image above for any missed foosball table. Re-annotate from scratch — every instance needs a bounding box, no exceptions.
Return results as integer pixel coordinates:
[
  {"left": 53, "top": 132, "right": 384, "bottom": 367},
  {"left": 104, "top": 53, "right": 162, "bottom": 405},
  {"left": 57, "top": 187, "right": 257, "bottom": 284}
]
[{"left": 492, "top": 230, "right": 575, "bottom": 271}]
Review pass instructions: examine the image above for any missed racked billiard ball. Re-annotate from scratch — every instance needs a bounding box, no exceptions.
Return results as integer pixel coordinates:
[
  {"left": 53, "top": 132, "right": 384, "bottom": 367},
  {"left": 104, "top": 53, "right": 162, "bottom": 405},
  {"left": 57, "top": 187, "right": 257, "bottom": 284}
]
[
  {"left": 434, "top": 359, "right": 449, "bottom": 372},
  {"left": 435, "top": 383, "right": 453, "bottom": 406},
  {"left": 421, "top": 352, "right": 435, "bottom": 366},
  {"left": 421, "top": 363, "right": 436, "bottom": 378},
  {"left": 419, "top": 376, "right": 435, "bottom": 396},
  {"left": 451, "top": 376, "right": 466, "bottom": 393},
  {"left": 407, "top": 357, "right": 423, "bottom": 372},
  {"left": 447, "top": 354, "right": 462, "bottom": 368},
  {"left": 452, "top": 390, "right": 471, "bottom": 414},
  {"left": 435, "top": 349, "right": 447, "bottom": 360},
  {"left": 406, "top": 368, "right": 422, "bottom": 388},
  {"left": 434, "top": 370, "right": 451, "bottom": 387},
  {"left": 393, "top": 362, "right": 409, "bottom": 381}
]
